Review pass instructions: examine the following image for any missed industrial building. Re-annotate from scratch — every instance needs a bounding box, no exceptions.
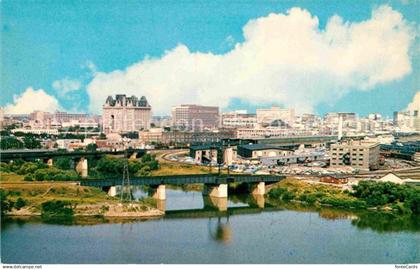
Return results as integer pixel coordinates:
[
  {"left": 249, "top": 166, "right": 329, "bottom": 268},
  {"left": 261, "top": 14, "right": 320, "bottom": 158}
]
[
  {"left": 330, "top": 140, "right": 380, "bottom": 171},
  {"left": 237, "top": 144, "right": 293, "bottom": 159},
  {"left": 259, "top": 150, "right": 326, "bottom": 166}
]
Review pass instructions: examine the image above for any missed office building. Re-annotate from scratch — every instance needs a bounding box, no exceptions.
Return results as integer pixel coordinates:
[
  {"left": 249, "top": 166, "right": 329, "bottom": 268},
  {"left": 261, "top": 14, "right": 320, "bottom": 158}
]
[{"left": 172, "top": 104, "right": 219, "bottom": 132}]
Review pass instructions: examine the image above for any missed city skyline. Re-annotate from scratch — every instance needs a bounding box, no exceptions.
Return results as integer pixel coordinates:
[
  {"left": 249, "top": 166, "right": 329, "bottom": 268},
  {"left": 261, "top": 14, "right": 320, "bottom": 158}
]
[{"left": 1, "top": 1, "right": 419, "bottom": 117}]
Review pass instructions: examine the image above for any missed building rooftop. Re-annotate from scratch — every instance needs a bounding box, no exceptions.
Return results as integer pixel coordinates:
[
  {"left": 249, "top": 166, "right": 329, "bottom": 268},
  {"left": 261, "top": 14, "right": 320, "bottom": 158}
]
[
  {"left": 104, "top": 94, "right": 150, "bottom": 107},
  {"left": 238, "top": 144, "right": 293, "bottom": 151}
]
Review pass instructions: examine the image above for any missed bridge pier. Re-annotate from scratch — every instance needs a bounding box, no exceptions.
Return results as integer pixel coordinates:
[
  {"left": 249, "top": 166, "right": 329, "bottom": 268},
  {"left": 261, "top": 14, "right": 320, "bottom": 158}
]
[
  {"left": 250, "top": 194, "right": 265, "bottom": 208},
  {"left": 249, "top": 182, "right": 265, "bottom": 196},
  {"left": 130, "top": 152, "right": 138, "bottom": 160},
  {"left": 203, "top": 184, "right": 228, "bottom": 198},
  {"left": 151, "top": 184, "right": 166, "bottom": 200},
  {"left": 75, "top": 158, "right": 88, "bottom": 178},
  {"left": 156, "top": 199, "right": 166, "bottom": 211},
  {"left": 108, "top": 186, "right": 117, "bottom": 197},
  {"left": 102, "top": 186, "right": 117, "bottom": 197}
]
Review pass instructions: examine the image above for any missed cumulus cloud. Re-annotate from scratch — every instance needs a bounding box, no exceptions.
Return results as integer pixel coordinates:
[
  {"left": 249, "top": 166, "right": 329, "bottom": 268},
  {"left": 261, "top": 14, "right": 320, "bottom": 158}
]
[
  {"left": 407, "top": 91, "right": 420, "bottom": 112},
  {"left": 52, "top": 78, "right": 81, "bottom": 97},
  {"left": 86, "top": 5, "right": 416, "bottom": 114},
  {"left": 4, "top": 87, "right": 60, "bottom": 114}
]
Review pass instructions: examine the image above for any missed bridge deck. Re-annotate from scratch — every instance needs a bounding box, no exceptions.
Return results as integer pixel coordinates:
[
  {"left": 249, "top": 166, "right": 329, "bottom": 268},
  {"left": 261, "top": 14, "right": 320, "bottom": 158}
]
[
  {"left": 1, "top": 149, "right": 145, "bottom": 161},
  {"left": 80, "top": 174, "right": 284, "bottom": 187}
]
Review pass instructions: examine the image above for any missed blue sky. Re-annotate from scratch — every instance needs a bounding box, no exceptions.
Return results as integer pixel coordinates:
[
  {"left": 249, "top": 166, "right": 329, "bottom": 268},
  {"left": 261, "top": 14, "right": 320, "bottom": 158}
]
[{"left": 1, "top": 0, "right": 419, "bottom": 116}]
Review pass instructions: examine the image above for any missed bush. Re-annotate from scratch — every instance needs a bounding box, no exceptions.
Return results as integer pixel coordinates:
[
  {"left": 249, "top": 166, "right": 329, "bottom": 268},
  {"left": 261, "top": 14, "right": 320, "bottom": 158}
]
[
  {"left": 17, "top": 162, "right": 39, "bottom": 175},
  {"left": 405, "top": 192, "right": 420, "bottom": 215},
  {"left": 54, "top": 158, "right": 72, "bottom": 170},
  {"left": 33, "top": 167, "right": 79, "bottom": 181},
  {"left": 137, "top": 165, "right": 151, "bottom": 176},
  {"left": 268, "top": 187, "right": 287, "bottom": 199},
  {"left": 24, "top": 174, "right": 34, "bottom": 181},
  {"left": 15, "top": 197, "right": 26, "bottom": 210},
  {"left": 41, "top": 200, "right": 74, "bottom": 218},
  {"left": 299, "top": 194, "right": 307, "bottom": 202},
  {"left": 0, "top": 190, "right": 13, "bottom": 215},
  {"left": 306, "top": 194, "right": 318, "bottom": 205},
  {"left": 0, "top": 162, "right": 10, "bottom": 172},
  {"left": 282, "top": 191, "right": 296, "bottom": 201}
]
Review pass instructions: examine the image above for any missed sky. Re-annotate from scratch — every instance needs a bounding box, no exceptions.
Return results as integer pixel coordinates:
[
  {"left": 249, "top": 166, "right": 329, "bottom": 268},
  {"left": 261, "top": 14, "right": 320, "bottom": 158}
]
[{"left": 1, "top": 0, "right": 419, "bottom": 117}]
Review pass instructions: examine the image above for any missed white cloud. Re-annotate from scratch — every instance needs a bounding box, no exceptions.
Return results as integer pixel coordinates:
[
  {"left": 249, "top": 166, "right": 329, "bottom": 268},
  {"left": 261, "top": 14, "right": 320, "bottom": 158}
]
[
  {"left": 407, "top": 91, "right": 420, "bottom": 112},
  {"left": 4, "top": 87, "right": 61, "bottom": 114},
  {"left": 52, "top": 78, "right": 81, "bottom": 97},
  {"left": 86, "top": 5, "right": 416, "bottom": 115}
]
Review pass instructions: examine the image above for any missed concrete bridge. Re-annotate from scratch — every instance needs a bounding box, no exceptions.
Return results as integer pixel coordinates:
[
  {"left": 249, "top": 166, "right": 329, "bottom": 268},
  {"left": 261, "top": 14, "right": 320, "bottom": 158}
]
[
  {"left": 80, "top": 174, "right": 284, "bottom": 200},
  {"left": 1, "top": 148, "right": 146, "bottom": 178}
]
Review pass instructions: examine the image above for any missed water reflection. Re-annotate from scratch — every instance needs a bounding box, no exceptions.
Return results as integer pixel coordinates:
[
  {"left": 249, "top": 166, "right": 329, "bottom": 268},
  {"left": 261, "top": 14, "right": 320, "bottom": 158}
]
[
  {"left": 2, "top": 187, "right": 419, "bottom": 235},
  {"left": 208, "top": 217, "right": 232, "bottom": 244}
]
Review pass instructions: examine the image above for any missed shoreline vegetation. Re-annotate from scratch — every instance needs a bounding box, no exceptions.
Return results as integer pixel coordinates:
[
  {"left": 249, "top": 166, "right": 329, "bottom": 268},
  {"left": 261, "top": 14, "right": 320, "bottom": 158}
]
[{"left": 267, "top": 179, "right": 420, "bottom": 215}]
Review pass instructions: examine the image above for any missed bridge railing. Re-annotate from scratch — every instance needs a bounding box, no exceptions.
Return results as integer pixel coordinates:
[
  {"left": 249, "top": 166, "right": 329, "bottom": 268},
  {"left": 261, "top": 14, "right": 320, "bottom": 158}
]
[{"left": 79, "top": 174, "right": 284, "bottom": 187}]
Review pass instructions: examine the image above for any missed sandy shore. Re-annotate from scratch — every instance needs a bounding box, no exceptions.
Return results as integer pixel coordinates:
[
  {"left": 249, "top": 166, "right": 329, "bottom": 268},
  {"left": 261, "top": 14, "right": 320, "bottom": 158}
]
[{"left": 6, "top": 202, "right": 165, "bottom": 218}]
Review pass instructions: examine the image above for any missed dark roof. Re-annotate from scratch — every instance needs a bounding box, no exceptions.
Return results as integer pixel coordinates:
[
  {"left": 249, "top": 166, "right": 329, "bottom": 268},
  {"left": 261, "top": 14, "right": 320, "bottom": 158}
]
[
  {"left": 105, "top": 94, "right": 150, "bottom": 107},
  {"left": 238, "top": 144, "right": 292, "bottom": 151}
]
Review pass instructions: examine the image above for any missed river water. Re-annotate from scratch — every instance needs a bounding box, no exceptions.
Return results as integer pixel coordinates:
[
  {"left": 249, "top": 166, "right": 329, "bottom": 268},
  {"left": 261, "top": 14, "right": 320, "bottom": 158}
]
[{"left": 1, "top": 188, "right": 419, "bottom": 264}]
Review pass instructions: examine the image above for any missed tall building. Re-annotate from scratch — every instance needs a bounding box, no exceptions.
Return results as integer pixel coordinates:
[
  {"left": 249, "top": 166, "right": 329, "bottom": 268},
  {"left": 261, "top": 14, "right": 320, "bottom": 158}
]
[
  {"left": 102, "top": 94, "right": 151, "bottom": 133},
  {"left": 330, "top": 140, "right": 380, "bottom": 171},
  {"left": 171, "top": 104, "right": 219, "bottom": 132},
  {"left": 29, "top": 110, "right": 52, "bottom": 129},
  {"left": 413, "top": 110, "right": 420, "bottom": 131},
  {"left": 393, "top": 111, "right": 411, "bottom": 128},
  {"left": 256, "top": 107, "right": 295, "bottom": 125}
]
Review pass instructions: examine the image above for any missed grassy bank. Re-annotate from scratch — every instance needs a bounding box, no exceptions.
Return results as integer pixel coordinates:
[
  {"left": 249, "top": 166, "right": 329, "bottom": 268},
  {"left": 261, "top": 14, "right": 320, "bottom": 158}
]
[
  {"left": 151, "top": 162, "right": 211, "bottom": 176},
  {"left": 0, "top": 181, "right": 161, "bottom": 218}
]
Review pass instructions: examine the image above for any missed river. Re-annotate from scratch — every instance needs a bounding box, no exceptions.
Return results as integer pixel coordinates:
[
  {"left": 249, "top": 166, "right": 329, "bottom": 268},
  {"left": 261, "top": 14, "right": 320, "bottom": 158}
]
[{"left": 1, "top": 188, "right": 419, "bottom": 264}]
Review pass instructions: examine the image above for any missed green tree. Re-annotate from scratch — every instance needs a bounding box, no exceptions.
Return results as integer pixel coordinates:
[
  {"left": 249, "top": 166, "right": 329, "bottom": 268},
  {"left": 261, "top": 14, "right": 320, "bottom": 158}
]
[
  {"left": 86, "top": 143, "right": 97, "bottom": 152},
  {"left": 0, "top": 136, "right": 24, "bottom": 149},
  {"left": 23, "top": 136, "right": 42, "bottom": 149},
  {"left": 0, "top": 190, "right": 13, "bottom": 215},
  {"left": 54, "top": 157, "right": 72, "bottom": 170}
]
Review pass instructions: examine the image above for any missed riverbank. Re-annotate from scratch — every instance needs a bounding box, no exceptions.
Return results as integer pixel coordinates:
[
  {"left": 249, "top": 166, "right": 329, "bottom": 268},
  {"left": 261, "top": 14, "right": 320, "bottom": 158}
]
[
  {"left": 0, "top": 181, "right": 163, "bottom": 218},
  {"left": 267, "top": 178, "right": 420, "bottom": 215}
]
